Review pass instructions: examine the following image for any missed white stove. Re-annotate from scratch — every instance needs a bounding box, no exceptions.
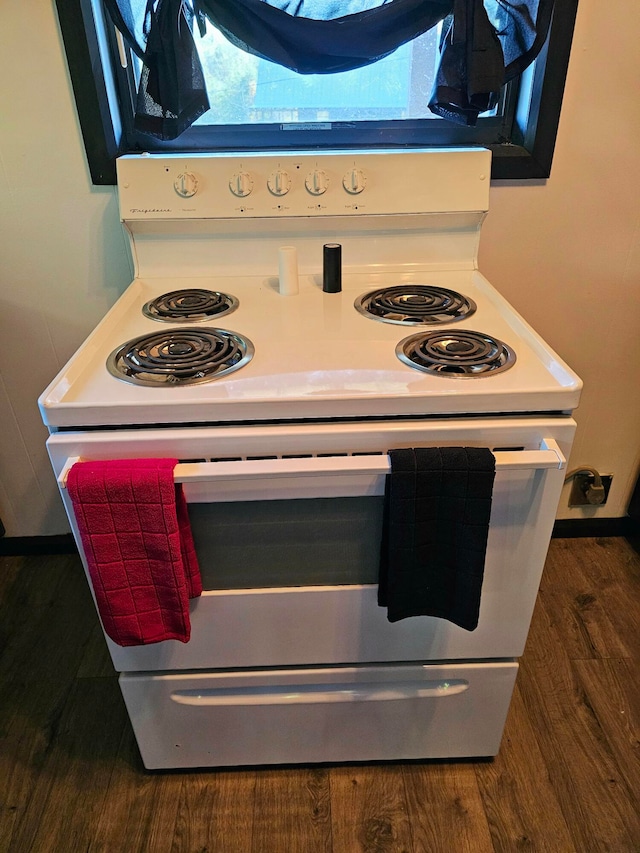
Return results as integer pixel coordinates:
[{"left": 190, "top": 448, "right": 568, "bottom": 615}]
[{"left": 39, "top": 149, "right": 582, "bottom": 769}]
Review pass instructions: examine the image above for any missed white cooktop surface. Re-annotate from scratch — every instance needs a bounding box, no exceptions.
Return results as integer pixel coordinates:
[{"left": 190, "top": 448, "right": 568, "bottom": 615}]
[{"left": 40, "top": 266, "right": 582, "bottom": 428}]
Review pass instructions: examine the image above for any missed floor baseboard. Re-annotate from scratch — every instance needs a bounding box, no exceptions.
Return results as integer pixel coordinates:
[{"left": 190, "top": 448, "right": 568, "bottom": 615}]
[
  {"left": 553, "top": 516, "right": 638, "bottom": 539},
  {"left": 0, "top": 534, "right": 78, "bottom": 556}
]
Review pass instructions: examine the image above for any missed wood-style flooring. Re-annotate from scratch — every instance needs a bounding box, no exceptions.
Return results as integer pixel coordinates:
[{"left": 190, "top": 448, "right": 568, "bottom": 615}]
[{"left": 1, "top": 537, "right": 639, "bottom": 852}]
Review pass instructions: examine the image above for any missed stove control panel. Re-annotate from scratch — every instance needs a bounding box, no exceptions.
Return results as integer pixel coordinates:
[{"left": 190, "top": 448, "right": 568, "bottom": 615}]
[{"left": 118, "top": 149, "right": 491, "bottom": 220}]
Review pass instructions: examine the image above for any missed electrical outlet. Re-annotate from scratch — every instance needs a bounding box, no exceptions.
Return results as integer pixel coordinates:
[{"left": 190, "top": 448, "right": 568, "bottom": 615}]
[{"left": 569, "top": 473, "right": 613, "bottom": 507}]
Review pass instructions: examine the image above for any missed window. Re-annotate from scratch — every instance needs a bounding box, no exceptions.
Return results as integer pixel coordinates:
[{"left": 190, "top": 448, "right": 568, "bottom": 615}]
[
  {"left": 174, "top": 24, "right": 445, "bottom": 127},
  {"left": 56, "top": 0, "right": 578, "bottom": 184}
]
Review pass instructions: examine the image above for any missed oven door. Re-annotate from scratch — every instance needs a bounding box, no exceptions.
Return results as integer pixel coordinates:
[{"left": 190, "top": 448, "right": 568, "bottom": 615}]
[{"left": 48, "top": 415, "right": 575, "bottom": 672}]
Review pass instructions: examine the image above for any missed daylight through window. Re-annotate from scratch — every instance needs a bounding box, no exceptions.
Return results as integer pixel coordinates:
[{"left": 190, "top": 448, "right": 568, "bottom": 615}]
[{"left": 185, "top": 23, "right": 444, "bottom": 127}]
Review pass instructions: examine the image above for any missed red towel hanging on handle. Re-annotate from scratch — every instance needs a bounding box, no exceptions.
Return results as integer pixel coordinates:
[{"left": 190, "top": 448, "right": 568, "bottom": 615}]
[{"left": 67, "top": 458, "right": 201, "bottom": 646}]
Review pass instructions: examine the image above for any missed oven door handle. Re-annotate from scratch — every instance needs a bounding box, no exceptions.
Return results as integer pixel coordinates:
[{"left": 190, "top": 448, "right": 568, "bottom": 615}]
[
  {"left": 57, "top": 439, "right": 565, "bottom": 502},
  {"left": 169, "top": 679, "right": 470, "bottom": 707}
]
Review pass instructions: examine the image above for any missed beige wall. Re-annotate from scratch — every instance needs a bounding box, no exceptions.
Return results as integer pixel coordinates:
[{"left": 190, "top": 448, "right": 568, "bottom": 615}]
[
  {"left": 479, "top": 1, "right": 640, "bottom": 519},
  {"left": 0, "top": 1, "right": 132, "bottom": 536},
  {"left": 0, "top": 1, "right": 638, "bottom": 537}
]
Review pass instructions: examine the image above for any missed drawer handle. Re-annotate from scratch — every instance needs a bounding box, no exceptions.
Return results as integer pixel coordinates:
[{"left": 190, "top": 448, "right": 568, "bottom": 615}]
[
  {"left": 58, "top": 438, "right": 565, "bottom": 488},
  {"left": 170, "top": 679, "right": 469, "bottom": 706}
]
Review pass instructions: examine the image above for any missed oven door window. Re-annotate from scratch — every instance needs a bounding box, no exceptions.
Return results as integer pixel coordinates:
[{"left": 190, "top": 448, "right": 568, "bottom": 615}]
[{"left": 189, "top": 496, "right": 384, "bottom": 589}]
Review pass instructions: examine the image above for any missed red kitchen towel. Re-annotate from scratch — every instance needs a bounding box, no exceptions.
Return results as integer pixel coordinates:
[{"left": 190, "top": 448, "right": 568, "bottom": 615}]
[{"left": 66, "top": 458, "right": 202, "bottom": 646}]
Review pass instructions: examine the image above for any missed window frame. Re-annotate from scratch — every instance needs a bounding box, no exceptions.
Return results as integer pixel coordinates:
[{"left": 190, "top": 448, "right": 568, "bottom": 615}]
[{"left": 56, "top": 0, "right": 578, "bottom": 185}]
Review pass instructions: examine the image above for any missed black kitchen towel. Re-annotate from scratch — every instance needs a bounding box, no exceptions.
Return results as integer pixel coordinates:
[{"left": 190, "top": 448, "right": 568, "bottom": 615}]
[{"left": 378, "top": 447, "right": 496, "bottom": 631}]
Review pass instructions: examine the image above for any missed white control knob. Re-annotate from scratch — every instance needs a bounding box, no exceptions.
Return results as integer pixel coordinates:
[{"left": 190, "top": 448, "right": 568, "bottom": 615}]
[
  {"left": 174, "top": 171, "right": 198, "bottom": 198},
  {"left": 229, "top": 171, "right": 253, "bottom": 198},
  {"left": 305, "top": 169, "right": 329, "bottom": 196},
  {"left": 267, "top": 169, "right": 292, "bottom": 197},
  {"left": 343, "top": 168, "right": 366, "bottom": 195}
]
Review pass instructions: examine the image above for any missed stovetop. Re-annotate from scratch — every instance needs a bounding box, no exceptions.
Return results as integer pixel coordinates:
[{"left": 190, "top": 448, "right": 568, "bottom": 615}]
[
  {"left": 39, "top": 149, "right": 582, "bottom": 429},
  {"left": 39, "top": 267, "right": 582, "bottom": 428}
]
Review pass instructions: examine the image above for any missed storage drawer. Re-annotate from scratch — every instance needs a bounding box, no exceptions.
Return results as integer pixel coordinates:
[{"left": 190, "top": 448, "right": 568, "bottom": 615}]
[{"left": 120, "top": 661, "right": 518, "bottom": 769}]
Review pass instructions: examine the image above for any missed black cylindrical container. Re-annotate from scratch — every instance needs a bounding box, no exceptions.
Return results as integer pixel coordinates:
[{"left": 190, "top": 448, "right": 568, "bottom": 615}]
[{"left": 323, "top": 243, "right": 342, "bottom": 293}]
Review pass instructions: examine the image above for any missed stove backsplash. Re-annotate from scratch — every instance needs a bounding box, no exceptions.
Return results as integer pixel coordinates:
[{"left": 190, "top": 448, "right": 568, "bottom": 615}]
[{"left": 118, "top": 149, "right": 491, "bottom": 279}]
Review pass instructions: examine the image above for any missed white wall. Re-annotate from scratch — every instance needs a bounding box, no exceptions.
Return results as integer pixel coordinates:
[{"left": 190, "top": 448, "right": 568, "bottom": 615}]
[{"left": 0, "top": 1, "right": 638, "bottom": 536}]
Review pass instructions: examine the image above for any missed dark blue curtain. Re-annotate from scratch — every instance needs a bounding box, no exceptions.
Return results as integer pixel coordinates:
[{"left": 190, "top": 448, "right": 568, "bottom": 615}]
[{"left": 103, "top": 0, "right": 553, "bottom": 139}]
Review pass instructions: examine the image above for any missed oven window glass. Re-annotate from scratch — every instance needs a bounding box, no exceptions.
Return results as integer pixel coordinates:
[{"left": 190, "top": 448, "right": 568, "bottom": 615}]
[{"left": 189, "top": 497, "right": 385, "bottom": 589}]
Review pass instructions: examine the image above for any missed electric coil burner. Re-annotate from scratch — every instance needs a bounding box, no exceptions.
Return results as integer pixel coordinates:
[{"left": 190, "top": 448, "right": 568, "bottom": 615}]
[
  {"left": 107, "top": 327, "right": 254, "bottom": 386},
  {"left": 397, "top": 329, "right": 516, "bottom": 376},
  {"left": 142, "top": 288, "right": 239, "bottom": 322},
  {"left": 355, "top": 285, "right": 476, "bottom": 325}
]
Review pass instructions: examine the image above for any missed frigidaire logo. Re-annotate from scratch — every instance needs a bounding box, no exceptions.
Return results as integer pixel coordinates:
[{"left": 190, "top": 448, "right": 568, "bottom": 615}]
[{"left": 130, "top": 207, "right": 172, "bottom": 213}]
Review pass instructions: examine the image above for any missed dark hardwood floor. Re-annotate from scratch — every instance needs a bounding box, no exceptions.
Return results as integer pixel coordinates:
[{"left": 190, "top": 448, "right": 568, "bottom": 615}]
[{"left": 1, "top": 537, "right": 638, "bottom": 852}]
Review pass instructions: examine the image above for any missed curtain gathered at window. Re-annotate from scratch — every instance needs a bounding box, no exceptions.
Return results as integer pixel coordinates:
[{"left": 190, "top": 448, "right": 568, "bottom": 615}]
[{"left": 102, "top": 0, "right": 554, "bottom": 140}]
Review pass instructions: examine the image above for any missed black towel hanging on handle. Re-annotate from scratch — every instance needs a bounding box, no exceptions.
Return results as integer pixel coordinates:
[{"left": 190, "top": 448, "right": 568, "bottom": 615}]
[{"left": 378, "top": 447, "right": 496, "bottom": 631}]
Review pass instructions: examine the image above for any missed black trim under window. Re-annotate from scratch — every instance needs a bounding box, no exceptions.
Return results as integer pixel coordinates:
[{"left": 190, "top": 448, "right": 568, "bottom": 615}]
[
  {"left": 56, "top": 0, "right": 578, "bottom": 184},
  {"left": 56, "top": 0, "right": 121, "bottom": 184}
]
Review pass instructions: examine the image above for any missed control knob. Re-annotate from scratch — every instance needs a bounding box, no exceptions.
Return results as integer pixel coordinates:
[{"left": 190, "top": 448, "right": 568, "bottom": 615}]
[
  {"left": 173, "top": 171, "right": 198, "bottom": 198},
  {"left": 343, "top": 167, "right": 366, "bottom": 195},
  {"left": 229, "top": 171, "right": 253, "bottom": 198},
  {"left": 267, "top": 169, "right": 292, "bottom": 197},
  {"left": 305, "top": 169, "right": 329, "bottom": 196}
]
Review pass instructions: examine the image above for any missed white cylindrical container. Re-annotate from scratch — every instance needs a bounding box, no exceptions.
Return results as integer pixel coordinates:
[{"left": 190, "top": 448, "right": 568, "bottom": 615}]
[{"left": 278, "top": 246, "right": 299, "bottom": 295}]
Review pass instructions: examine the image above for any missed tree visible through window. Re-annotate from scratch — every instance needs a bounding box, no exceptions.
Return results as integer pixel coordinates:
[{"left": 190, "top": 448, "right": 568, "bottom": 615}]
[{"left": 185, "top": 23, "right": 443, "bottom": 127}]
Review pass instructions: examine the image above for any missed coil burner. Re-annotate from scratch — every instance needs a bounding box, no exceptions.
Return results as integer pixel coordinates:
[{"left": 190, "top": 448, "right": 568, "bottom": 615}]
[
  {"left": 142, "top": 289, "right": 239, "bottom": 322},
  {"left": 107, "top": 328, "right": 254, "bottom": 387},
  {"left": 356, "top": 285, "right": 476, "bottom": 325},
  {"left": 397, "top": 329, "right": 516, "bottom": 377}
]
